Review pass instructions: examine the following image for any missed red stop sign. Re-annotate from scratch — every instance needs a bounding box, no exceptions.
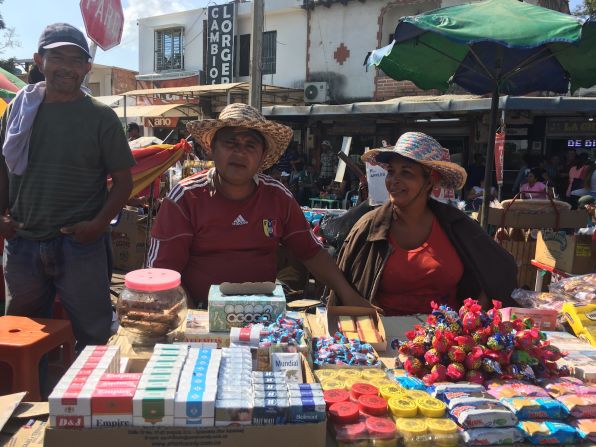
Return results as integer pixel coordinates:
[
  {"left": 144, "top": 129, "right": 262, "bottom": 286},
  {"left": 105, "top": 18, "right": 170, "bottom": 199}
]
[{"left": 80, "top": 0, "right": 124, "bottom": 51}]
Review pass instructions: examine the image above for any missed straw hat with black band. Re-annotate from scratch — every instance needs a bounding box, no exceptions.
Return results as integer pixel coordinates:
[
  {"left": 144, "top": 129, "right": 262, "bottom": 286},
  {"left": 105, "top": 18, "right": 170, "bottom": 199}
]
[
  {"left": 186, "top": 103, "right": 293, "bottom": 171},
  {"left": 361, "top": 132, "right": 467, "bottom": 191}
]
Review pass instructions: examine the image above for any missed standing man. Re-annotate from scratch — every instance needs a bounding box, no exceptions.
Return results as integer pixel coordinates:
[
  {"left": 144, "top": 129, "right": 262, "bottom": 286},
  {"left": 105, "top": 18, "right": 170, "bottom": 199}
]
[
  {"left": 319, "top": 140, "right": 337, "bottom": 187},
  {"left": 127, "top": 122, "right": 141, "bottom": 141},
  {"left": 0, "top": 23, "right": 134, "bottom": 347}
]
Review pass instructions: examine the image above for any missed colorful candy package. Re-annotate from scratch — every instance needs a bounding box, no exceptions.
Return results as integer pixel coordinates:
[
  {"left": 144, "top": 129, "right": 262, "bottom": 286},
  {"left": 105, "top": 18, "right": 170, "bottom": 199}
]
[
  {"left": 500, "top": 396, "right": 569, "bottom": 420},
  {"left": 462, "top": 427, "right": 524, "bottom": 445},
  {"left": 557, "top": 394, "right": 596, "bottom": 418},
  {"left": 573, "top": 418, "right": 596, "bottom": 443},
  {"left": 518, "top": 421, "right": 580, "bottom": 445},
  {"left": 540, "top": 377, "right": 596, "bottom": 397},
  {"left": 450, "top": 401, "right": 518, "bottom": 429},
  {"left": 487, "top": 381, "right": 550, "bottom": 399}
]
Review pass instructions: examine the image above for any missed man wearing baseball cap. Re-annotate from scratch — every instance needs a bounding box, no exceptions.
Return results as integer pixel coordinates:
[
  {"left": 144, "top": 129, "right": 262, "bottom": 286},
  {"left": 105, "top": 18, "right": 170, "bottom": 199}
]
[{"left": 0, "top": 23, "right": 134, "bottom": 349}]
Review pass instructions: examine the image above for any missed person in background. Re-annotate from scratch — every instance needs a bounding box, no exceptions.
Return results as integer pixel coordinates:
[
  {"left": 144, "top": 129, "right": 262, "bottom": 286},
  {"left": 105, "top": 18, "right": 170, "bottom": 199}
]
[
  {"left": 127, "top": 122, "right": 140, "bottom": 141},
  {"left": 512, "top": 153, "right": 532, "bottom": 194},
  {"left": 520, "top": 168, "right": 548, "bottom": 200},
  {"left": 0, "top": 23, "right": 134, "bottom": 347},
  {"left": 466, "top": 176, "right": 497, "bottom": 211},
  {"left": 27, "top": 64, "right": 45, "bottom": 84},
  {"left": 147, "top": 103, "right": 366, "bottom": 308},
  {"left": 332, "top": 132, "right": 517, "bottom": 315},
  {"left": 466, "top": 153, "right": 485, "bottom": 192},
  {"left": 570, "top": 157, "right": 595, "bottom": 199},
  {"left": 319, "top": 140, "right": 337, "bottom": 186},
  {"left": 291, "top": 163, "right": 318, "bottom": 206},
  {"left": 577, "top": 195, "right": 596, "bottom": 261}
]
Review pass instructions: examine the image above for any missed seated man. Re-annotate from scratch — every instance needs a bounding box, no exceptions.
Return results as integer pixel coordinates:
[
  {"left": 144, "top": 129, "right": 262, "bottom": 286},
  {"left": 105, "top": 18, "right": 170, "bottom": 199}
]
[{"left": 147, "top": 103, "right": 367, "bottom": 308}]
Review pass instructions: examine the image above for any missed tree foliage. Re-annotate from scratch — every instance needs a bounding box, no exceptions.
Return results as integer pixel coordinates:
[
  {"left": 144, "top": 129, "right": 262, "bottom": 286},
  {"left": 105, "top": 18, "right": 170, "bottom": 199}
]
[
  {"left": 572, "top": 0, "right": 596, "bottom": 17},
  {"left": 0, "top": 0, "right": 21, "bottom": 73}
]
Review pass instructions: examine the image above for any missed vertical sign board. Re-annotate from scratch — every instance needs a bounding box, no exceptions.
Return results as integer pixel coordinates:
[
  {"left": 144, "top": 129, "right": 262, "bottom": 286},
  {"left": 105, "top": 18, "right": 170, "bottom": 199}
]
[
  {"left": 494, "top": 131, "right": 506, "bottom": 186},
  {"left": 207, "top": 3, "right": 235, "bottom": 85}
]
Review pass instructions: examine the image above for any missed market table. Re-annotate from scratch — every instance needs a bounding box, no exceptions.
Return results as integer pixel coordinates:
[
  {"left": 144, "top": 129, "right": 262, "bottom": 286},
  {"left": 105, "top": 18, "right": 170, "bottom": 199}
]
[
  {"left": 309, "top": 198, "right": 341, "bottom": 209},
  {"left": 530, "top": 259, "right": 576, "bottom": 292}
]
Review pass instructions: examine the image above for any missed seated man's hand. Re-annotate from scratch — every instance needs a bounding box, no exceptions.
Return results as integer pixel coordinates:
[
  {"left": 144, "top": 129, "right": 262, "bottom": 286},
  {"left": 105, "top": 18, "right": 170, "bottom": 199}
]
[
  {"left": 0, "top": 215, "right": 23, "bottom": 239},
  {"left": 60, "top": 219, "right": 105, "bottom": 244}
]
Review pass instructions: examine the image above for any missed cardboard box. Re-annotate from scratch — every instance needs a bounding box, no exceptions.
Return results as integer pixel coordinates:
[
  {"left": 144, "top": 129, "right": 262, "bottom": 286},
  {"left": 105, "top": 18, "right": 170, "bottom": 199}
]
[
  {"left": 536, "top": 231, "right": 595, "bottom": 274},
  {"left": 500, "top": 307, "right": 558, "bottom": 330},
  {"left": 182, "top": 310, "right": 230, "bottom": 347},
  {"left": 44, "top": 421, "right": 326, "bottom": 447},
  {"left": 499, "top": 239, "right": 537, "bottom": 288},
  {"left": 207, "top": 284, "right": 286, "bottom": 332},
  {"left": 488, "top": 207, "right": 587, "bottom": 229},
  {"left": 111, "top": 207, "right": 148, "bottom": 272},
  {"left": 326, "top": 296, "right": 387, "bottom": 352}
]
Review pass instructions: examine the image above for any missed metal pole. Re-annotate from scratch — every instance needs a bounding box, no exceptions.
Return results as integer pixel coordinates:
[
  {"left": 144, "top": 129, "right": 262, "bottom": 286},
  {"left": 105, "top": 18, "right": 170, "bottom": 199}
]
[
  {"left": 83, "top": 42, "right": 98, "bottom": 88},
  {"left": 248, "top": 0, "right": 264, "bottom": 110},
  {"left": 479, "top": 86, "right": 500, "bottom": 230}
]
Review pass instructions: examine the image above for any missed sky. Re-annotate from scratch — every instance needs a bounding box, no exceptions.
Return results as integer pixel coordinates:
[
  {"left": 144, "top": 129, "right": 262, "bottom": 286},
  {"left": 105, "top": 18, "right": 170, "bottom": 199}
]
[{"left": 0, "top": 0, "right": 586, "bottom": 73}]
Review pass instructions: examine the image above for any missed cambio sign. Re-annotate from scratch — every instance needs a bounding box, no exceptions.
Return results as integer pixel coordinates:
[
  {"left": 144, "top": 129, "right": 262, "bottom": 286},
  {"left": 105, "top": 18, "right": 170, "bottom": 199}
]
[{"left": 207, "top": 3, "right": 235, "bottom": 85}]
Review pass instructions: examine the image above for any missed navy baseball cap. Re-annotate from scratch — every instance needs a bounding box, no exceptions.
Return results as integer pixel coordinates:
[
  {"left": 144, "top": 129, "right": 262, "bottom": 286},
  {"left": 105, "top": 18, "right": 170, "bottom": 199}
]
[{"left": 38, "top": 23, "right": 91, "bottom": 59}]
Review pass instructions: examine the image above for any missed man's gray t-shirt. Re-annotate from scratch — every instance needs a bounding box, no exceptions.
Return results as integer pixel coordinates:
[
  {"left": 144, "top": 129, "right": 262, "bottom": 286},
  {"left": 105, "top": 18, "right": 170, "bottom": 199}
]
[{"left": 1, "top": 95, "right": 134, "bottom": 240}]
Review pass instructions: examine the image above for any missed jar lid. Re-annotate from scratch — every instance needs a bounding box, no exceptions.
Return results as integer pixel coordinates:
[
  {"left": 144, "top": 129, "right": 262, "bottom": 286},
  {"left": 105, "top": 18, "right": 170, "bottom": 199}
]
[
  {"left": 416, "top": 396, "right": 446, "bottom": 418},
  {"left": 395, "top": 417, "right": 427, "bottom": 435},
  {"left": 358, "top": 394, "right": 388, "bottom": 416},
  {"left": 329, "top": 401, "right": 360, "bottom": 424},
  {"left": 365, "top": 416, "right": 397, "bottom": 439},
  {"left": 324, "top": 389, "right": 350, "bottom": 409},
  {"left": 426, "top": 418, "right": 458, "bottom": 434},
  {"left": 388, "top": 396, "right": 418, "bottom": 418},
  {"left": 335, "top": 421, "right": 367, "bottom": 441},
  {"left": 124, "top": 268, "right": 181, "bottom": 292},
  {"left": 350, "top": 382, "right": 379, "bottom": 399}
]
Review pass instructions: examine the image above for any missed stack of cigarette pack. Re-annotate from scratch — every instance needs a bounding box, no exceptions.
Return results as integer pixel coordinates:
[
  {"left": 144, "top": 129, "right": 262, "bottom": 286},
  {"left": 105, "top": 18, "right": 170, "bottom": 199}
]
[
  {"left": 49, "top": 346, "right": 120, "bottom": 428},
  {"left": 91, "top": 373, "right": 141, "bottom": 427},
  {"left": 253, "top": 371, "right": 289, "bottom": 425},
  {"left": 133, "top": 344, "right": 187, "bottom": 426},
  {"left": 288, "top": 383, "right": 326, "bottom": 423},
  {"left": 175, "top": 348, "right": 222, "bottom": 427},
  {"left": 215, "top": 347, "right": 254, "bottom": 426}
]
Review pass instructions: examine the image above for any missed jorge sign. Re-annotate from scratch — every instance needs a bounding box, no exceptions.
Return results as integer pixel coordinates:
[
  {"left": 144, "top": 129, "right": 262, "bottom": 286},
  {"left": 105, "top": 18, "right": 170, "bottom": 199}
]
[
  {"left": 207, "top": 2, "right": 235, "bottom": 85},
  {"left": 144, "top": 117, "right": 179, "bottom": 128},
  {"left": 80, "top": 0, "right": 124, "bottom": 51}
]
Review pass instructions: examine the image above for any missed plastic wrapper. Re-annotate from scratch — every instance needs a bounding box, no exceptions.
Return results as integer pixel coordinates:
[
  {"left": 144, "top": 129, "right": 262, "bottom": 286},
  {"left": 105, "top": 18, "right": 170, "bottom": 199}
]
[
  {"left": 394, "top": 417, "right": 462, "bottom": 447},
  {"left": 462, "top": 427, "right": 524, "bottom": 445},
  {"left": 449, "top": 400, "right": 517, "bottom": 429},
  {"left": 548, "top": 273, "right": 596, "bottom": 302},
  {"left": 518, "top": 420, "right": 580, "bottom": 445},
  {"left": 486, "top": 381, "right": 549, "bottom": 399},
  {"left": 500, "top": 396, "right": 568, "bottom": 420},
  {"left": 510, "top": 289, "right": 570, "bottom": 312},
  {"left": 557, "top": 393, "right": 596, "bottom": 418},
  {"left": 539, "top": 376, "right": 596, "bottom": 397},
  {"left": 574, "top": 418, "right": 596, "bottom": 443},
  {"left": 431, "top": 382, "right": 484, "bottom": 398}
]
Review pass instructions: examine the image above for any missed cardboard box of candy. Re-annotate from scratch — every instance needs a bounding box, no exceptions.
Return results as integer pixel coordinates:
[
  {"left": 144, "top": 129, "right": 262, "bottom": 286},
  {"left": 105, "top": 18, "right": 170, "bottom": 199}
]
[{"left": 208, "top": 282, "right": 286, "bottom": 332}]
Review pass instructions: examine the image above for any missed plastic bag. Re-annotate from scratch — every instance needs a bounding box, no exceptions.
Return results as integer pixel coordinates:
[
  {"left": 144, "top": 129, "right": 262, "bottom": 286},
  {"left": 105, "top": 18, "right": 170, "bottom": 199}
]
[
  {"left": 510, "top": 289, "right": 570, "bottom": 312},
  {"left": 318, "top": 201, "right": 373, "bottom": 249},
  {"left": 548, "top": 274, "right": 596, "bottom": 302}
]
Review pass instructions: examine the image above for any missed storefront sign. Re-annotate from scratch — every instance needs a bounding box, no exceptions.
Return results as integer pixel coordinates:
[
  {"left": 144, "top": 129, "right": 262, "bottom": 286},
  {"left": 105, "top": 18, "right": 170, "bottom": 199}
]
[
  {"left": 547, "top": 118, "right": 596, "bottom": 136},
  {"left": 144, "top": 117, "right": 179, "bottom": 128},
  {"left": 207, "top": 2, "right": 235, "bottom": 85},
  {"left": 567, "top": 138, "right": 596, "bottom": 149},
  {"left": 494, "top": 131, "right": 505, "bottom": 186}
]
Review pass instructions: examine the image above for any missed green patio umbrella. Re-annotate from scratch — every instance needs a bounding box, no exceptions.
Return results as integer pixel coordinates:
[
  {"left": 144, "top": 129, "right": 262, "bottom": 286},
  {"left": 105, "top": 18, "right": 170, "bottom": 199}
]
[{"left": 368, "top": 0, "right": 596, "bottom": 228}]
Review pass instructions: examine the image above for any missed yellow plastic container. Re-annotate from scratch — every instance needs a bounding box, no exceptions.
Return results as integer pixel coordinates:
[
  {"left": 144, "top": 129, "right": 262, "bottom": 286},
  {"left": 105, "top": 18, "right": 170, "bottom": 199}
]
[
  {"left": 361, "top": 369, "right": 388, "bottom": 381},
  {"left": 380, "top": 384, "right": 406, "bottom": 401},
  {"left": 388, "top": 396, "right": 418, "bottom": 418},
  {"left": 371, "top": 378, "right": 396, "bottom": 388},
  {"left": 407, "top": 390, "right": 431, "bottom": 400},
  {"left": 314, "top": 369, "right": 339, "bottom": 382},
  {"left": 416, "top": 397, "right": 446, "bottom": 418},
  {"left": 426, "top": 418, "right": 459, "bottom": 447},
  {"left": 338, "top": 369, "right": 363, "bottom": 380},
  {"left": 320, "top": 379, "right": 346, "bottom": 391},
  {"left": 396, "top": 418, "right": 430, "bottom": 447},
  {"left": 562, "top": 303, "right": 596, "bottom": 346}
]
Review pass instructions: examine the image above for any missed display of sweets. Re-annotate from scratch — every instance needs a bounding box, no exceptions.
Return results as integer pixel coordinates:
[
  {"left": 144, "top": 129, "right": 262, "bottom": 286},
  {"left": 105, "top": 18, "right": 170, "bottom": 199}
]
[
  {"left": 538, "top": 376, "right": 596, "bottom": 397},
  {"left": 49, "top": 346, "right": 120, "bottom": 429},
  {"left": 517, "top": 420, "right": 581, "bottom": 445},
  {"left": 174, "top": 348, "right": 222, "bottom": 427},
  {"left": 462, "top": 426, "right": 524, "bottom": 446},
  {"left": 574, "top": 418, "right": 596, "bottom": 443},
  {"left": 313, "top": 332, "right": 382, "bottom": 368},
  {"left": 215, "top": 346, "right": 254, "bottom": 426},
  {"left": 397, "top": 299, "right": 566, "bottom": 386},
  {"left": 133, "top": 344, "right": 187, "bottom": 426},
  {"left": 338, "top": 315, "right": 383, "bottom": 344}
]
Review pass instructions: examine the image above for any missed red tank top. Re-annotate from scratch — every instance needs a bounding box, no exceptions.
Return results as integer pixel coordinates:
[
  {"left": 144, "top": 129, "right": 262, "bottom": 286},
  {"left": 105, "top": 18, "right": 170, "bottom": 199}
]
[{"left": 376, "top": 217, "right": 464, "bottom": 316}]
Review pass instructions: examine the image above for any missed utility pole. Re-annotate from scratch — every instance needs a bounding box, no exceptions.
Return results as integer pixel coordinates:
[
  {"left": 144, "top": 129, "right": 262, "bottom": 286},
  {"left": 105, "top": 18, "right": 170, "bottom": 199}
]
[{"left": 249, "top": 0, "right": 264, "bottom": 110}]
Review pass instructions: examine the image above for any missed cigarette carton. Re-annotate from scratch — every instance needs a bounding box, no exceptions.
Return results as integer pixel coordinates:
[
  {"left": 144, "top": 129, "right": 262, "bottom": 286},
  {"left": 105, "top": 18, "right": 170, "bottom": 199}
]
[
  {"left": 49, "top": 415, "right": 92, "bottom": 429},
  {"left": 132, "top": 388, "right": 175, "bottom": 425}
]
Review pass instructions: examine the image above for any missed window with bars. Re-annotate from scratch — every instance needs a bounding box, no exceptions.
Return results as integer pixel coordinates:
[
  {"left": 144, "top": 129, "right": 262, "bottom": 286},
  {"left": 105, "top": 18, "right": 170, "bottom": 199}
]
[
  {"left": 234, "top": 30, "right": 277, "bottom": 77},
  {"left": 155, "top": 28, "right": 184, "bottom": 71}
]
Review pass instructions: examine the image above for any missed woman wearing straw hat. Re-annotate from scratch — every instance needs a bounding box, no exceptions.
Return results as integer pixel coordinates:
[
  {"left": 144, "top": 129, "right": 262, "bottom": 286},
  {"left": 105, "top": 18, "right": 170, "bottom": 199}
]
[
  {"left": 147, "top": 103, "right": 367, "bottom": 308},
  {"left": 331, "top": 132, "right": 517, "bottom": 314}
]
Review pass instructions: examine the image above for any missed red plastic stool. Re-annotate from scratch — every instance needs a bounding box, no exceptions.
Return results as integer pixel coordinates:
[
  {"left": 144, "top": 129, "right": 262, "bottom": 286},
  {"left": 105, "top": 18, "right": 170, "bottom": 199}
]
[{"left": 0, "top": 316, "right": 75, "bottom": 401}]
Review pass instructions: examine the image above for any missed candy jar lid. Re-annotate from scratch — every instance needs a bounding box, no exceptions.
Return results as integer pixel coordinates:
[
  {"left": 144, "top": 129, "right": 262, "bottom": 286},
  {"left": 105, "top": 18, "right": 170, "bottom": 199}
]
[
  {"left": 124, "top": 268, "right": 181, "bottom": 292},
  {"left": 366, "top": 416, "right": 397, "bottom": 439}
]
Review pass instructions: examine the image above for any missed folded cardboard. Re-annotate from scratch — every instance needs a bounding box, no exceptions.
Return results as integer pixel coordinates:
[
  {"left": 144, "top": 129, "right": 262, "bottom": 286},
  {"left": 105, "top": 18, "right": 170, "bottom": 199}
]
[
  {"left": 488, "top": 207, "right": 587, "bottom": 229},
  {"left": 111, "top": 207, "right": 147, "bottom": 272},
  {"left": 500, "top": 307, "right": 558, "bottom": 330},
  {"left": 535, "top": 231, "right": 595, "bottom": 274}
]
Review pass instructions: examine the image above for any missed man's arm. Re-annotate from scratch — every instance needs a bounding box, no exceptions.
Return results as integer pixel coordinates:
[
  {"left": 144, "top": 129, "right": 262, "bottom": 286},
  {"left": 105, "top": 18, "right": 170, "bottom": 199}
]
[{"left": 61, "top": 168, "right": 132, "bottom": 243}]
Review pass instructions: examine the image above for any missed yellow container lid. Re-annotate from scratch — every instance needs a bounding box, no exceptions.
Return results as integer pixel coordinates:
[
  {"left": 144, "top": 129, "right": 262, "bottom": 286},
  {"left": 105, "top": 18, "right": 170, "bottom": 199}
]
[
  {"left": 361, "top": 369, "right": 387, "bottom": 380},
  {"left": 426, "top": 418, "right": 458, "bottom": 434},
  {"left": 380, "top": 384, "right": 406, "bottom": 400},
  {"left": 320, "top": 379, "right": 345, "bottom": 391},
  {"left": 395, "top": 418, "right": 427, "bottom": 436},
  {"left": 388, "top": 396, "right": 418, "bottom": 418},
  {"left": 371, "top": 378, "right": 397, "bottom": 388},
  {"left": 338, "top": 369, "right": 362, "bottom": 380},
  {"left": 314, "top": 369, "right": 339, "bottom": 381},
  {"left": 343, "top": 378, "right": 362, "bottom": 390},
  {"left": 416, "top": 397, "right": 446, "bottom": 418},
  {"left": 407, "top": 390, "right": 431, "bottom": 400}
]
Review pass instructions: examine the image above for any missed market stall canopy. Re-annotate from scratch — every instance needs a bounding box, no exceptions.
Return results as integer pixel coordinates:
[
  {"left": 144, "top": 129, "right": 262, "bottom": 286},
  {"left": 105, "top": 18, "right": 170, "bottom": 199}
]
[
  {"left": 112, "top": 104, "right": 201, "bottom": 118},
  {"left": 0, "top": 68, "right": 26, "bottom": 116},
  {"left": 93, "top": 95, "right": 123, "bottom": 107}
]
